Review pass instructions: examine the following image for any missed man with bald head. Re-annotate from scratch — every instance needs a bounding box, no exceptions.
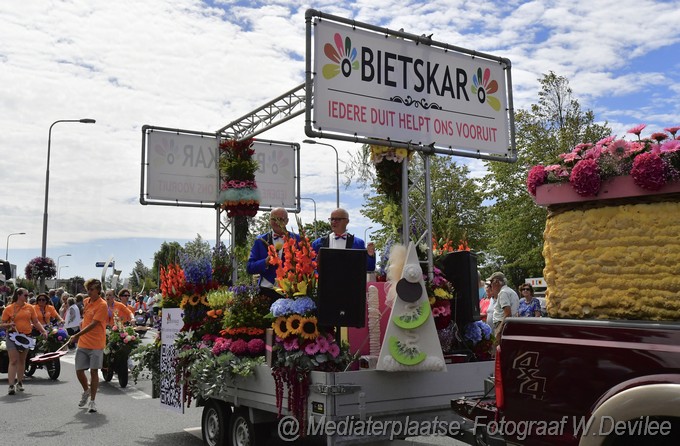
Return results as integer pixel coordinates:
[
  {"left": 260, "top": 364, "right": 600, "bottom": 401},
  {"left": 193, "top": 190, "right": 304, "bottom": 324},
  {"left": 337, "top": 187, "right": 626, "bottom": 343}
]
[
  {"left": 247, "top": 207, "right": 301, "bottom": 299},
  {"left": 312, "top": 208, "right": 376, "bottom": 271}
]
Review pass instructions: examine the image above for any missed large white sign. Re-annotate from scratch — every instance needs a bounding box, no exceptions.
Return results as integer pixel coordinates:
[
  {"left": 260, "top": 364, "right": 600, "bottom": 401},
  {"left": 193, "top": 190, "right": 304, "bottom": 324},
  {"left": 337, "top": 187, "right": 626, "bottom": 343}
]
[
  {"left": 141, "top": 127, "right": 298, "bottom": 209},
  {"left": 312, "top": 20, "right": 511, "bottom": 155},
  {"left": 145, "top": 129, "right": 219, "bottom": 204},
  {"left": 251, "top": 141, "right": 297, "bottom": 209}
]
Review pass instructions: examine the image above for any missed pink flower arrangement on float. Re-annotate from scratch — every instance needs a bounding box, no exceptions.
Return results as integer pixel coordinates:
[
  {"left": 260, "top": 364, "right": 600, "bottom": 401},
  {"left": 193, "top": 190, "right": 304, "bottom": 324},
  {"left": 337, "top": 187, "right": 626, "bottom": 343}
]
[{"left": 527, "top": 125, "right": 680, "bottom": 197}]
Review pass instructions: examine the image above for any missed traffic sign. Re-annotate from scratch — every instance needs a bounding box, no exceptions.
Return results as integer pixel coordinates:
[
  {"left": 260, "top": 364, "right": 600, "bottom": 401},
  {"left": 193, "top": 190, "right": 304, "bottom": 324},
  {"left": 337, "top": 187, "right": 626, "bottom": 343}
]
[{"left": 95, "top": 262, "right": 115, "bottom": 267}]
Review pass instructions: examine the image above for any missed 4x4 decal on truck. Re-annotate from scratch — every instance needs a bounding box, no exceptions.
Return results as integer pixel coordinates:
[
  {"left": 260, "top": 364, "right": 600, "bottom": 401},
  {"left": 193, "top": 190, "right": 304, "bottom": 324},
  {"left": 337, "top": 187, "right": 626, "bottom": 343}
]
[{"left": 513, "top": 351, "right": 546, "bottom": 400}]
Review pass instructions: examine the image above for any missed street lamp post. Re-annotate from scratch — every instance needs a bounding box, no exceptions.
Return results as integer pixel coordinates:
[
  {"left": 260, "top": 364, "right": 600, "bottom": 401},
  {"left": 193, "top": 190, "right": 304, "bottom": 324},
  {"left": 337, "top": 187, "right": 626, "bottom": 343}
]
[
  {"left": 58, "top": 265, "right": 69, "bottom": 280},
  {"left": 5, "top": 232, "right": 26, "bottom": 260},
  {"left": 302, "top": 140, "right": 340, "bottom": 208},
  {"left": 364, "top": 226, "right": 373, "bottom": 243},
  {"left": 300, "top": 197, "right": 318, "bottom": 238},
  {"left": 56, "top": 253, "right": 71, "bottom": 279},
  {"left": 41, "top": 118, "right": 95, "bottom": 291}
]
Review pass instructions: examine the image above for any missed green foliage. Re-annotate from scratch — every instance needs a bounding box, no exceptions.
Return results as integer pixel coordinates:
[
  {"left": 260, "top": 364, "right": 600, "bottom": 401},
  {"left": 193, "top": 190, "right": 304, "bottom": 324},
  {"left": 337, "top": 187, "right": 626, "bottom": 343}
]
[
  {"left": 186, "top": 349, "right": 265, "bottom": 399},
  {"left": 183, "top": 234, "right": 211, "bottom": 260},
  {"left": 131, "top": 336, "right": 161, "bottom": 397},
  {"left": 482, "top": 72, "right": 611, "bottom": 287},
  {"left": 128, "top": 260, "right": 151, "bottom": 291}
]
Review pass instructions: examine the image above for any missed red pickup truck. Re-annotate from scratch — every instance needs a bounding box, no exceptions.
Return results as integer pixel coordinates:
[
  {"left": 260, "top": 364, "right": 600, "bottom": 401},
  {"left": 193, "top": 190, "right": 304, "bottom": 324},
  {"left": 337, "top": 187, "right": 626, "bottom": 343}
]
[{"left": 452, "top": 317, "right": 680, "bottom": 446}]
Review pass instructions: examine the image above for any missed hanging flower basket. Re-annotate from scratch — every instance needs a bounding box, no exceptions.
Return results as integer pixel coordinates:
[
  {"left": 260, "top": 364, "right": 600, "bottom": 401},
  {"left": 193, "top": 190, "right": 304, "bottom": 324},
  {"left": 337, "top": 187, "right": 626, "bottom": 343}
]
[{"left": 217, "top": 138, "right": 261, "bottom": 217}]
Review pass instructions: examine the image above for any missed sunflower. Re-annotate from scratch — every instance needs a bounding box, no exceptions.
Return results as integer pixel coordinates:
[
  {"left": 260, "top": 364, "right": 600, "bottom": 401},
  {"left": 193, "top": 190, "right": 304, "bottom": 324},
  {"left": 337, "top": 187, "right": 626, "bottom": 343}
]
[
  {"left": 180, "top": 296, "right": 189, "bottom": 308},
  {"left": 299, "top": 316, "right": 319, "bottom": 340},
  {"left": 273, "top": 316, "right": 290, "bottom": 339},
  {"left": 200, "top": 294, "right": 210, "bottom": 306},
  {"left": 286, "top": 314, "right": 303, "bottom": 335},
  {"left": 189, "top": 294, "right": 201, "bottom": 306}
]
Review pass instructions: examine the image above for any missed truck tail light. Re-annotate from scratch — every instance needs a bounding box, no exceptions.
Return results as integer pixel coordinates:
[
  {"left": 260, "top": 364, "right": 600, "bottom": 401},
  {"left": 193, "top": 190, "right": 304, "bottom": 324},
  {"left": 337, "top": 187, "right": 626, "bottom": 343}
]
[{"left": 494, "top": 345, "right": 504, "bottom": 410}]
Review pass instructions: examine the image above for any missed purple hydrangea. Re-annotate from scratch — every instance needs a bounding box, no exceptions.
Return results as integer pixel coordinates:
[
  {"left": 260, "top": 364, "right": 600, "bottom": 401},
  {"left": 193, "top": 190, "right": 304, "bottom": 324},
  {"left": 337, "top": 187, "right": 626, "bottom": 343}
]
[{"left": 270, "top": 298, "right": 293, "bottom": 317}]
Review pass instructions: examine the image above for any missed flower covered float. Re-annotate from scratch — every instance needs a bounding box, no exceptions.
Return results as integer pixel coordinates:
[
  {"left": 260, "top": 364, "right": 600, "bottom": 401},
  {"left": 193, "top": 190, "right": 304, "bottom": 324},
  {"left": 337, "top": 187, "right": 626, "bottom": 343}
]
[{"left": 527, "top": 124, "right": 680, "bottom": 320}]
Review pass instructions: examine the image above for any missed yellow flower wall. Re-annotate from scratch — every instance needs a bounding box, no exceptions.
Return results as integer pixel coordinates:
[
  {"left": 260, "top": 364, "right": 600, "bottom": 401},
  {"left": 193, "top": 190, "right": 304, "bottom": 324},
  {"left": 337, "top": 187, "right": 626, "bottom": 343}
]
[{"left": 543, "top": 201, "right": 680, "bottom": 320}]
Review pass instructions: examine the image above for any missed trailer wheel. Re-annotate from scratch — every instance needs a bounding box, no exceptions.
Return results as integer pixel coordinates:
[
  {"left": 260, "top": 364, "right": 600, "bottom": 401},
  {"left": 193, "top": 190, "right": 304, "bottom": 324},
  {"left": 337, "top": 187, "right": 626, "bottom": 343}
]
[
  {"left": 229, "top": 408, "right": 268, "bottom": 446},
  {"left": 202, "top": 399, "right": 230, "bottom": 446}
]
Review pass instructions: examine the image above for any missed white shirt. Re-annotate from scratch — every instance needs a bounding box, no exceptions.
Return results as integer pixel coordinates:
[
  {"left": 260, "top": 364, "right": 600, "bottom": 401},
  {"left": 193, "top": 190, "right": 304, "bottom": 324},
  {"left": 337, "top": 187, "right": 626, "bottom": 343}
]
[
  {"left": 492, "top": 285, "right": 520, "bottom": 324},
  {"left": 64, "top": 305, "right": 82, "bottom": 330},
  {"left": 329, "top": 233, "right": 348, "bottom": 249}
]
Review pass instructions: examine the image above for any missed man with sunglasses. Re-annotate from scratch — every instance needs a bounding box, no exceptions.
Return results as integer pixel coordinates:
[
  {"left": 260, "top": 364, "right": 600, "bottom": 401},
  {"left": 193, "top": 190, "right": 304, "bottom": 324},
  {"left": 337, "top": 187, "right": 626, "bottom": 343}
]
[{"left": 312, "top": 208, "right": 376, "bottom": 271}]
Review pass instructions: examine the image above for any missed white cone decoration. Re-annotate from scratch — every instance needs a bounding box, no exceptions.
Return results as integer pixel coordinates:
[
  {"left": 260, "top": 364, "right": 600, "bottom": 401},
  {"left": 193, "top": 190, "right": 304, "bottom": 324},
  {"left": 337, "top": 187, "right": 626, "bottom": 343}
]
[
  {"left": 367, "top": 285, "right": 381, "bottom": 356},
  {"left": 377, "top": 242, "right": 446, "bottom": 372}
]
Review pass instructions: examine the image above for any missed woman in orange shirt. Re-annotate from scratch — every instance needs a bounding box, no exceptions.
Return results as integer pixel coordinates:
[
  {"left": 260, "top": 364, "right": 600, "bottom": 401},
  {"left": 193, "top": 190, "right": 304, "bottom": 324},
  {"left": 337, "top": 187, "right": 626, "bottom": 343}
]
[
  {"left": 33, "top": 292, "right": 64, "bottom": 327},
  {"left": 1, "top": 288, "right": 49, "bottom": 395}
]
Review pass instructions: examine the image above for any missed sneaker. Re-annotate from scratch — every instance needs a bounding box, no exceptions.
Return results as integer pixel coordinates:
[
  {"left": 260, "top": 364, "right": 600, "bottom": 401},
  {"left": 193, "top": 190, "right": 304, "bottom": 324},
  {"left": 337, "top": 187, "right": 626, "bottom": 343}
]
[
  {"left": 8, "top": 385, "right": 15, "bottom": 395},
  {"left": 78, "top": 390, "right": 90, "bottom": 407},
  {"left": 88, "top": 401, "right": 97, "bottom": 413},
  {"left": 16, "top": 382, "right": 24, "bottom": 392}
]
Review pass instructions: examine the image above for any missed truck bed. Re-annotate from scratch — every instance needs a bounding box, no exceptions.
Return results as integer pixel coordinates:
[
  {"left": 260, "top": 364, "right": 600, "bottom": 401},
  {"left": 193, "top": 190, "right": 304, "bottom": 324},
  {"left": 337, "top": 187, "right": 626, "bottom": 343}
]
[{"left": 201, "top": 360, "right": 494, "bottom": 444}]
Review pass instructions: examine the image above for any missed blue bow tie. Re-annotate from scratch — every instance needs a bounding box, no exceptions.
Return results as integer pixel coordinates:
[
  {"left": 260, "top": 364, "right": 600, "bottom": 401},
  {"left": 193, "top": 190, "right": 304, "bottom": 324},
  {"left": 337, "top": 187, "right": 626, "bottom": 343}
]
[
  {"left": 334, "top": 234, "right": 347, "bottom": 240},
  {"left": 272, "top": 233, "right": 284, "bottom": 240}
]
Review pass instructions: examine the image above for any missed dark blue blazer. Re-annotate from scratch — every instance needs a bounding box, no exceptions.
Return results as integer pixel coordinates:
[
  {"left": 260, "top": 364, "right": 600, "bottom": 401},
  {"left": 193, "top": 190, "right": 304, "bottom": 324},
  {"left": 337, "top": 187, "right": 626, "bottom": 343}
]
[
  {"left": 247, "top": 231, "right": 300, "bottom": 287},
  {"left": 311, "top": 233, "right": 376, "bottom": 271}
]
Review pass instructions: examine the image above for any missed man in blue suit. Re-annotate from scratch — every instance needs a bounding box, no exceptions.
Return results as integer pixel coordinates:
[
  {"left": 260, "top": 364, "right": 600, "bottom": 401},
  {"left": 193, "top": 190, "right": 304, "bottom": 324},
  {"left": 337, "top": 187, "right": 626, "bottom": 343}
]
[
  {"left": 247, "top": 208, "right": 300, "bottom": 299},
  {"left": 312, "top": 208, "right": 376, "bottom": 271}
]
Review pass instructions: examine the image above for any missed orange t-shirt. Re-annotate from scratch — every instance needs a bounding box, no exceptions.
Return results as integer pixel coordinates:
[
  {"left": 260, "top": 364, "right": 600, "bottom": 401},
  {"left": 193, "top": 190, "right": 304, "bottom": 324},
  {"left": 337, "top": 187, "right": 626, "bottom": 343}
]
[
  {"left": 33, "top": 304, "right": 60, "bottom": 325},
  {"left": 1, "top": 303, "right": 37, "bottom": 335},
  {"left": 78, "top": 297, "right": 108, "bottom": 350},
  {"left": 106, "top": 301, "right": 133, "bottom": 326}
]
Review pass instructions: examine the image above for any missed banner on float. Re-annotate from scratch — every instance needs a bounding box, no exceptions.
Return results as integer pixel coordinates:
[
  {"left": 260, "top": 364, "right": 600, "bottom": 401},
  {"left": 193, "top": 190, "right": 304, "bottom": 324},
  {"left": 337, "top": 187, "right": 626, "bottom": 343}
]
[
  {"left": 312, "top": 19, "right": 512, "bottom": 156},
  {"left": 160, "top": 307, "right": 183, "bottom": 413}
]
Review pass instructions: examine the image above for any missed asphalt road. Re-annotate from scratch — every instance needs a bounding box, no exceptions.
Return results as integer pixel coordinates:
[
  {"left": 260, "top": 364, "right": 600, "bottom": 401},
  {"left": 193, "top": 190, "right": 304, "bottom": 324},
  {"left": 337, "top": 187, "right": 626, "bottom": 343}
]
[{"left": 1, "top": 329, "right": 469, "bottom": 446}]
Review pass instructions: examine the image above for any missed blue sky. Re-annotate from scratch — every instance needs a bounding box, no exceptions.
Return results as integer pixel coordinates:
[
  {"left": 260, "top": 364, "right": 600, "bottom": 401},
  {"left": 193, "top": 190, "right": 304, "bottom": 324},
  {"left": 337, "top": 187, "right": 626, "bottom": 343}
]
[{"left": 2, "top": 0, "right": 680, "bottom": 281}]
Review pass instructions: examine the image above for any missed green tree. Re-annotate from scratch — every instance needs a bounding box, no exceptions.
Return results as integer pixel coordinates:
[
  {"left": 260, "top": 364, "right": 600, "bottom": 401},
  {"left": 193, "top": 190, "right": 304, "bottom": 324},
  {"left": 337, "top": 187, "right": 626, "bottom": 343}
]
[
  {"left": 152, "top": 241, "right": 183, "bottom": 288},
  {"left": 128, "top": 260, "right": 153, "bottom": 291},
  {"left": 183, "top": 234, "right": 211, "bottom": 260},
  {"left": 482, "top": 72, "right": 610, "bottom": 286}
]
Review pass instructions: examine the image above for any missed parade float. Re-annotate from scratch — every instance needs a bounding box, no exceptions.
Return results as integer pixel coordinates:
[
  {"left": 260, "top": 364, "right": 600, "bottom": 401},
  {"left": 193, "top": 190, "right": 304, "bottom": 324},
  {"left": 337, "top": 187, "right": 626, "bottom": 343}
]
[
  {"left": 528, "top": 124, "right": 680, "bottom": 319},
  {"left": 152, "top": 222, "right": 494, "bottom": 446}
]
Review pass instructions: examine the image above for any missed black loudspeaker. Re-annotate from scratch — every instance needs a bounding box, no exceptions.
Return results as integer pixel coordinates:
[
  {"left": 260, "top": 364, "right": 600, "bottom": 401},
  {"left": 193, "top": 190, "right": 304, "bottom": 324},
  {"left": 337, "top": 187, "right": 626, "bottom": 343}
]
[
  {"left": 441, "top": 251, "right": 480, "bottom": 328},
  {"left": 0, "top": 260, "right": 11, "bottom": 280},
  {"left": 317, "top": 248, "right": 367, "bottom": 328}
]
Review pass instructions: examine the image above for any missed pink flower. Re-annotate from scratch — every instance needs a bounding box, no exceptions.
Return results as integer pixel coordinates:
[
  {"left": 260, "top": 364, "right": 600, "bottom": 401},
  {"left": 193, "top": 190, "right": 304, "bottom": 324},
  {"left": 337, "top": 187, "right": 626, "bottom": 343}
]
[
  {"left": 651, "top": 132, "right": 669, "bottom": 143},
  {"left": 526, "top": 165, "right": 547, "bottom": 196},
  {"left": 664, "top": 127, "right": 680, "bottom": 138},
  {"left": 660, "top": 140, "right": 680, "bottom": 153},
  {"left": 283, "top": 337, "right": 299, "bottom": 351},
  {"left": 626, "top": 142, "right": 646, "bottom": 157},
  {"left": 123, "top": 338, "right": 129, "bottom": 344},
  {"left": 583, "top": 146, "right": 602, "bottom": 160},
  {"left": 247, "top": 338, "right": 265, "bottom": 355},
  {"left": 130, "top": 336, "right": 136, "bottom": 342},
  {"left": 304, "top": 341, "right": 320, "bottom": 355},
  {"left": 327, "top": 343, "right": 341, "bottom": 358},
  {"left": 562, "top": 152, "right": 581, "bottom": 163},
  {"left": 569, "top": 159, "right": 601, "bottom": 196},
  {"left": 316, "top": 336, "right": 329, "bottom": 353},
  {"left": 595, "top": 136, "right": 616, "bottom": 147},
  {"left": 229, "top": 339, "right": 249, "bottom": 355},
  {"left": 432, "top": 306, "right": 442, "bottom": 317},
  {"left": 605, "top": 140, "right": 629, "bottom": 159},
  {"left": 545, "top": 164, "right": 569, "bottom": 178},
  {"left": 627, "top": 124, "right": 647, "bottom": 137},
  {"left": 112, "top": 325, "right": 119, "bottom": 331},
  {"left": 631, "top": 152, "right": 666, "bottom": 191}
]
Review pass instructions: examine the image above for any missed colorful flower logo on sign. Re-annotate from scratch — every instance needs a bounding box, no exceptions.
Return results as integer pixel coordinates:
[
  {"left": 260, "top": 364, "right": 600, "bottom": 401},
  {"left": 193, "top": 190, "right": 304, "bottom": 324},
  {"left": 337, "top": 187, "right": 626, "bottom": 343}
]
[
  {"left": 322, "top": 33, "right": 359, "bottom": 79},
  {"left": 471, "top": 68, "right": 501, "bottom": 111}
]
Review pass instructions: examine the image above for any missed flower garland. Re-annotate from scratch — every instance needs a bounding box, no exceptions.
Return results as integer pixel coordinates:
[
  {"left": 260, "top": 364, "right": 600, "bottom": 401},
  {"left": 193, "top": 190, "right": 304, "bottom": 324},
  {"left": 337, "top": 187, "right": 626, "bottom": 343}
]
[
  {"left": 217, "top": 138, "right": 260, "bottom": 217},
  {"left": 370, "top": 144, "right": 412, "bottom": 202},
  {"left": 24, "top": 256, "right": 57, "bottom": 281},
  {"left": 527, "top": 124, "right": 680, "bottom": 197},
  {"left": 267, "top": 225, "right": 350, "bottom": 432}
]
